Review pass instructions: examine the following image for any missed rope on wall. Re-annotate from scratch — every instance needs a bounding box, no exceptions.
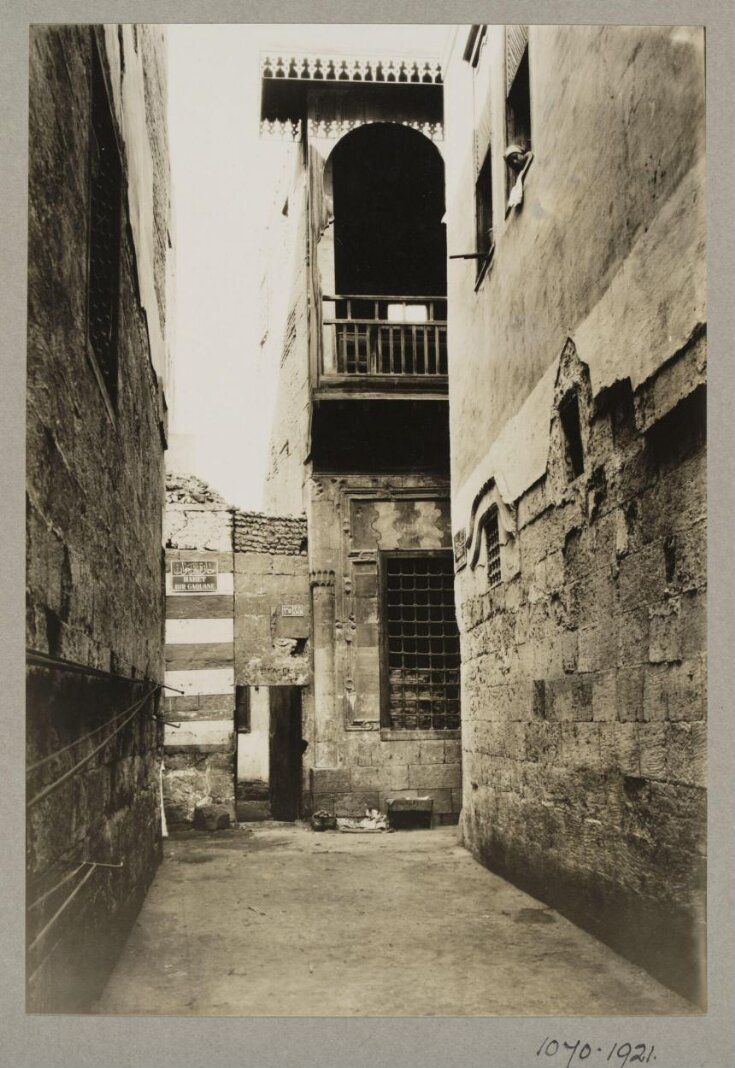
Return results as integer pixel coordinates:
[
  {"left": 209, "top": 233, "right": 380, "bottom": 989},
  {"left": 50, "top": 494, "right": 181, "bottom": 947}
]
[
  {"left": 27, "top": 864, "right": 98, "bottom": 955},
  {"left": 27, "top": 864, "right": 87, "bottom": 912}
]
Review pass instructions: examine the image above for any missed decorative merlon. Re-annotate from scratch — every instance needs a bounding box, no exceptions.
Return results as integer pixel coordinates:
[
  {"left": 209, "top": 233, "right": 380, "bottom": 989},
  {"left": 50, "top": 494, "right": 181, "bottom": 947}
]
[{"left": 261, "top": 53, "right": 443, "bottom": 85}]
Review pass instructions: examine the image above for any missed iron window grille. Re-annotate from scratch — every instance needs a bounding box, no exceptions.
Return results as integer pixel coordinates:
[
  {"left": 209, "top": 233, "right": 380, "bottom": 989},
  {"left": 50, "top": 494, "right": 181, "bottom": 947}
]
[
  {"left": 380, "top": 552, "right": 461, "bottom": 732},
  {"left": 88, "top": 34, "right": 122, "bottom": 407},
  {"left": 484, "top": 507, "right": 502, "bottom": 588}
]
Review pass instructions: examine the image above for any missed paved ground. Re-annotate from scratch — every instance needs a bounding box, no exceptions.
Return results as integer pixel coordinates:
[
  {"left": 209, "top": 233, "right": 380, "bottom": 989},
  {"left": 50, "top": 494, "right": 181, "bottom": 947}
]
[{"left": 93, "top": 823, "right": 696, "bottom": 1017}]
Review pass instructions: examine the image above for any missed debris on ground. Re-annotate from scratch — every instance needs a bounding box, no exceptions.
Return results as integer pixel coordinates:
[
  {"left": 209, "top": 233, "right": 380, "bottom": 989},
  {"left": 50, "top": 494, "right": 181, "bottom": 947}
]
[
  {"left": 192, "top": 803, "right": 231, "bottom": 831},
  {"left": 311, "top": 810, "right": 337, "bottom": 831},
  {"left": 336, "top": 808, "right": 391, "bottom": 833}
]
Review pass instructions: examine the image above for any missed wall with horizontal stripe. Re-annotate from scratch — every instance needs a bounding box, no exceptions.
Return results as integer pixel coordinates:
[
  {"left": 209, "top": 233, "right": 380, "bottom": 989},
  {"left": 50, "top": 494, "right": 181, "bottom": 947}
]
[
  {"left": 165, "top": 617, "right": 234, "bottom": 645},
  {"left": 165, "top": 719, "right": 233, "bottom": 749},
  {"left": 165, "top": 570, "right": 234, "bottom": 596}
]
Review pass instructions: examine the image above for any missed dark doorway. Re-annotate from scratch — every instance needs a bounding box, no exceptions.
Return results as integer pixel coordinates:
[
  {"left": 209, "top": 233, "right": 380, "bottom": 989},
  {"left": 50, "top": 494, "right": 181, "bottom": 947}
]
[{"left": 269, "top": 686, "right": 303, "bottom": 821}]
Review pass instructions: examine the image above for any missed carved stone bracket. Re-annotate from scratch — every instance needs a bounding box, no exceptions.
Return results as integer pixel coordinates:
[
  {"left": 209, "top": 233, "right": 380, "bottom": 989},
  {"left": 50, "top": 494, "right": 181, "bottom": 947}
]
[{"left": 310, "top": 569, "right": 336, "bottom": 588}]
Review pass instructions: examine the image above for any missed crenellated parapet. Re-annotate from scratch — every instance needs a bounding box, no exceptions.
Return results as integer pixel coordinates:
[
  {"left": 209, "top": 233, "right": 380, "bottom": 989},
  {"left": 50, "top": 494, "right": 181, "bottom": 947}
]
[{"left": 261, "top": 53, "right": 442, "bottom": 84}]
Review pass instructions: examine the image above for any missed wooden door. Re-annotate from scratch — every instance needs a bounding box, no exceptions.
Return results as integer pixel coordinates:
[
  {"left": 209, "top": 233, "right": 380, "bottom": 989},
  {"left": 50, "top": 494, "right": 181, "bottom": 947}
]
[{"left": 268, "top": 686, "right": 303, "bottom": 821}]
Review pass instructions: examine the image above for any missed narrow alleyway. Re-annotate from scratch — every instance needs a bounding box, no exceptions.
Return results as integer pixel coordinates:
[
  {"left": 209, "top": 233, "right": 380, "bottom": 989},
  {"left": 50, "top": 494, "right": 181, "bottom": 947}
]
[{"left": 93, "top": 825, "right": 696, "bottom": 1017}]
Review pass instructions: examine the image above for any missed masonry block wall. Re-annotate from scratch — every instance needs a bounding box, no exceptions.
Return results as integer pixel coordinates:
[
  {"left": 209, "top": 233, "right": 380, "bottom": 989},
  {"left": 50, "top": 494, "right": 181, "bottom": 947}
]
[
  {"left": 163, "top": 475, "right": 235, "bottom": 825},
  {"left": 307, "top": 475, "right": 462, "bottom": 823},
  {"left": 233, "top": 511, "right": 310, "bottom": 819},
  {"left": 26, "top": 25, "right": 171, "bottom": 1011},
  {"left": 444, "top": 25, "right": 706, "bottom": 1004},
  {"left": 259, "top": 56, "right": 459, "bottom": 825}
]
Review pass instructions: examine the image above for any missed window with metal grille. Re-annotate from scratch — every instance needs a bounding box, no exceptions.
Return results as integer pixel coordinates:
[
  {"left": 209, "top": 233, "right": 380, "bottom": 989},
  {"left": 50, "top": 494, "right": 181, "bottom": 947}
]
[
  {"left": 484, "top": 507, "right": 502, "bottom": 588},
  {"left": 88, "top": 35, "right": 122, "bottom": 406},
  {"left": 381, "top": 553, "right": 461, "bottom": 732}
]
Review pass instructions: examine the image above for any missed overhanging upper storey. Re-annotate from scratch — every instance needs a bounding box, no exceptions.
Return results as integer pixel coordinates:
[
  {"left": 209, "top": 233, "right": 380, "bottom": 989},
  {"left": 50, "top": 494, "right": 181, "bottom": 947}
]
[
  {"left": 259, "top": 49, "right": 449, "bottom": 465},
  {"left": 259, "top": 51, "right": 444, "bottom": 141}
]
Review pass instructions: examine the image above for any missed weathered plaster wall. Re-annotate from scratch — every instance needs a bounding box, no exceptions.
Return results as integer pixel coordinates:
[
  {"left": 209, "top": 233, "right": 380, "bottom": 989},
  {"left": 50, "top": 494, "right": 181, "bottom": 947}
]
[
  {"left": 444, "top": 25, "right": 706, "bottom": 1004},
  {"left": 444, "top": 24, "right": 706, "bottom": 504},
  {"left": 163, "top": 476, "right": 235, "bottom": 825},
  {"left": 261, "top": 152, "right": 313, "bottom": 516},
  {"left": 26, "top": 25, "right": 171, "bottom": 1012},
  {"left": 307, "top": 475, "right": 462, "bottom": 822}
]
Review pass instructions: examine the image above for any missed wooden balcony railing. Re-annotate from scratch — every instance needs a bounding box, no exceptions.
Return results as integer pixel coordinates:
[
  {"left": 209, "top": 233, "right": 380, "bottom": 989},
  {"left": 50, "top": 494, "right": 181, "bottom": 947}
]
[{"left": 321, "top": 295, "right": 447, "bottom": 378}]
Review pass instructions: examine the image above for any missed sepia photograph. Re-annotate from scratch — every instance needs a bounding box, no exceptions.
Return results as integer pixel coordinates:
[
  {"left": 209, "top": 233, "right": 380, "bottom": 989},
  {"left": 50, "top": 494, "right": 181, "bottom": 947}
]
[{"left": 20, "top": 12, "right": 719, "bottom": 1036}]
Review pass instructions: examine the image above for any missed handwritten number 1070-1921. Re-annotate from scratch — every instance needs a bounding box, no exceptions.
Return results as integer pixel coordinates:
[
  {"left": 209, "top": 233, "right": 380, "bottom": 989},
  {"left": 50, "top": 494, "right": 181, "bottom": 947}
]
[{"left": 536, "top": 1038, "right": 656, "bottom": 1068}]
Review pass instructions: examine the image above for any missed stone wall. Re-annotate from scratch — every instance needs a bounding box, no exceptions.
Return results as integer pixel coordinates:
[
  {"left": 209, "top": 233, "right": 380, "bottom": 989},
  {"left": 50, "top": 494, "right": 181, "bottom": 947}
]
[
  {"left": 444, "top": 25, "right": 706, "bottom": 1004},
  {"left": 307, "top": 475, "right": 462, "bottom": 823},
  {"left": 163, "top": 475, "right": 235, "bottom": 825},
  {"left": 162, "top": 494, "right": 312, "bottom": 823},
  {"left": 233, "top": 510, "right": 310, "bottom": 819},
  {"left": 457, "top": 340, "right": 706, "bottom": 1004},
  {"left": 26, "top": 25, "right": 171, "bottom": 1012}
]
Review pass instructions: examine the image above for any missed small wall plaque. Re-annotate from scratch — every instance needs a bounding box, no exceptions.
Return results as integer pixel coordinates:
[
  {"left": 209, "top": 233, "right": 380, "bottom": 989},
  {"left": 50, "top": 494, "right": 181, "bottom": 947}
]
[
  {"left": 171, "top": 558, "right": 218, "bottom": 592},
  {"left": 453, "top": 528, "right": 467, "bottom": 571}
]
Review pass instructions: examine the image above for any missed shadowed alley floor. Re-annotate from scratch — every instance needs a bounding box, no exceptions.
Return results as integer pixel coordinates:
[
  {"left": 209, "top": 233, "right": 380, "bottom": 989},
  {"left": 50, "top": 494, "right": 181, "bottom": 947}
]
[{"left": 93, "top": 824, "right": 696, "bottom": 1017}]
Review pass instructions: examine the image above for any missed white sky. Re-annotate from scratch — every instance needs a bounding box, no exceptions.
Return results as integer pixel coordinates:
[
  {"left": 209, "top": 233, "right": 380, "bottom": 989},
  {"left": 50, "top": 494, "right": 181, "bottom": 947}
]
[{"left": 166, "top": 24, "right": 454, "bottom": 510}]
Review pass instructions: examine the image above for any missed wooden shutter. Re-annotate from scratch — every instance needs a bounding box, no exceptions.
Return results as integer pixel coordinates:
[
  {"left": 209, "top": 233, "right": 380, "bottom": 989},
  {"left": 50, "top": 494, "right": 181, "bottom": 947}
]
[{"left": 506, "top": 25, "right": 529, "bottom": 93}]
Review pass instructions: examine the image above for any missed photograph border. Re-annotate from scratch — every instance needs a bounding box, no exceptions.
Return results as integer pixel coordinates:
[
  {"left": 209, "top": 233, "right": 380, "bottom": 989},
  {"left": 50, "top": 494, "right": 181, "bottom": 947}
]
[{"left": 2, "top": 1, "right": 733, "bottom": 1065}]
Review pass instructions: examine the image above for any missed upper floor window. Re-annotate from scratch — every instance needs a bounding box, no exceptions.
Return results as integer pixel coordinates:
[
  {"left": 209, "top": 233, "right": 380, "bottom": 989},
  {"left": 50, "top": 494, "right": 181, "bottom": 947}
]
[
  {"left": 560, "top": 391, "right": 585, "bottom": 480},
  {"left": 464, "top": 24, "right": 488, "bottom": 68},
  {"left": 88, "top": 34, "right": 122, "bottom": 408},
  {"left": 387, "top": 302, "right": 428, "bottom": 324},
  {"left": 475, "top": 144, "right": 494, "bottom": 282},
  {"left": 505, "top": 26, "right": 532, "bottom": 200},
  {"left": 483, "top": 507, "right": 502, "bottom": 588}
]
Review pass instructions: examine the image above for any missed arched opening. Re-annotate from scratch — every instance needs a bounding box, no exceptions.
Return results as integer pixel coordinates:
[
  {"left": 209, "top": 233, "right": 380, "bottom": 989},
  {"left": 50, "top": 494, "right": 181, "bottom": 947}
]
[
  {"left": 323, "top": 124, "right": 447, "bottom": 378},
  {"left": 329, "top": 123, "right": 446, "bottom": 297}
]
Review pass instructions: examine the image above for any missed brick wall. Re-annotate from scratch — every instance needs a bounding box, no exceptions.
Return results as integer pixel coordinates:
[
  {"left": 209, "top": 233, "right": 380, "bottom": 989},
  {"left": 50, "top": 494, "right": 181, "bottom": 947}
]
[{"left": 26, "top": 25, "right": 171, "bottom": 1012}]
